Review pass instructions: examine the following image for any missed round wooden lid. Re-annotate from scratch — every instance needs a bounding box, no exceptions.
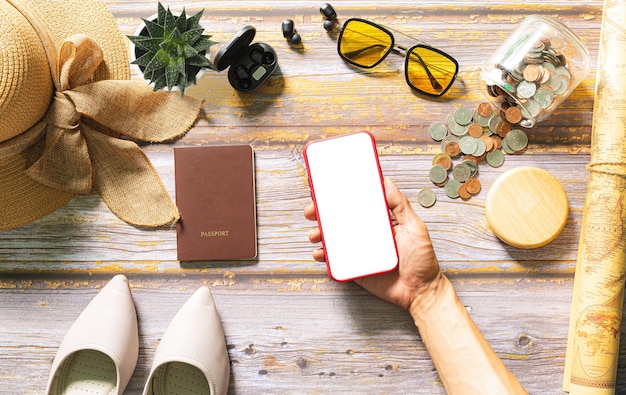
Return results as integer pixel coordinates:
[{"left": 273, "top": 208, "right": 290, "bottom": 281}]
[{"left": 485, "top": 166, "right": 568, "bottom": 249}]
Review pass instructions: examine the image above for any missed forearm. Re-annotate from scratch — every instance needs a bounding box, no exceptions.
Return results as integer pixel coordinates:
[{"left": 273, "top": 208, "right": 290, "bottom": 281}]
[{"left": 410, "top": 273, "right": 527, "bottom": 395}]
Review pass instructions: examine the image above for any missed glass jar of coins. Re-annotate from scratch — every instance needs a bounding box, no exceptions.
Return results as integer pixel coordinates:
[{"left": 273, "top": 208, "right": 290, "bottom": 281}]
[{"left": 480, "top": 15, "right": 590, "bottom": 128}]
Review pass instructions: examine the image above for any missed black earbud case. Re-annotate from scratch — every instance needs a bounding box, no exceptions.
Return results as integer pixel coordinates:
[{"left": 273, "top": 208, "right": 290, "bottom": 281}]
[{"left": 214, "top": 26, "right": 277, "bottom": 93}]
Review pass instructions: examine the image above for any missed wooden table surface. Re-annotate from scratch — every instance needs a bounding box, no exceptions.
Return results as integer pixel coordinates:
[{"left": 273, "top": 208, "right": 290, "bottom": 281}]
[{"left": 0, "top": 1, "right": 618, "bottom": 394}]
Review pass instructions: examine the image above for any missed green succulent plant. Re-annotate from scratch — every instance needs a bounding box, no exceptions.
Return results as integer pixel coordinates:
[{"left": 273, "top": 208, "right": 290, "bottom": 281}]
[{"left": 128, "top": 2, "right": 217, "bottom": 95}]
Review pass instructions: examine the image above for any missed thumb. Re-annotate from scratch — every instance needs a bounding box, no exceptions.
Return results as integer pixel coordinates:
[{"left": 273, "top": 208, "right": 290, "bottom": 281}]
[{"left": 384, "top": 177, "right": 415, "bottom": 226}]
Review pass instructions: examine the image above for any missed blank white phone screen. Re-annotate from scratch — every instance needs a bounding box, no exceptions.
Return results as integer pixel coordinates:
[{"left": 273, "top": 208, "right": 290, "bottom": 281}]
[{"left": 304, "top": 132, "right": 398, "bottom": 281}]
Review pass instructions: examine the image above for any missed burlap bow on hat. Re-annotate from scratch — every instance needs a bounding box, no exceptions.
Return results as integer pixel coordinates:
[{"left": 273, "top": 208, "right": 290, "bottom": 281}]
[{"left": 0, "top": 0, "right": 203, "bottom": 230}]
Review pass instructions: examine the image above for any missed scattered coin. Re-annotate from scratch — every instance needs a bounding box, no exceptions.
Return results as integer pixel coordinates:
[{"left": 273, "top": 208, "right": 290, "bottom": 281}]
[
  {"left": 424, "top": 101, "right": 529, "bottom": 207},
  {"left": 488, "top": 115, "right": 504, "bottom": 134},
  {"left": 468, "top": 123, "right": 484, "bottom": 138},
  {"left": 452, "top": 163, "right": 472, "bottom": 182},
  {"left": 480, "top": 135, "right": 494, "bottom": 152},
  {"left": 490, "top": 134, "right": 502, "bottom": 149},
  {"left": 495, "top": 119, "right": 511, "bottom": 137},
  {"left": 448, "top": 118, "right": 468, "bottom": 137},
  {"left": 418, "top": 188, "right": 437, "bottom": 208},
  {"left": 444, "top": 179, "right": 461, "bottom": 199},
  {"left": 440, "top": 135, "right": 460, "bottom": 153},
  {"left": 459, "top": 136, "right": 478, "bottom": 155},
  {"left": 432, "top": 153, "right": 453, "bottom": 170},
  {"left": 505, "top": 129, "right": 529, "bottom": 152},
  {"left": 462, "top": 160, "right": 478, "bottom": 177},
  {"left": 429, "top": 165, "right": 448, "bottom": 185},
  {"left": 444, "top": 141, "right": 461, "bottom": 157},
  {"left": 429, "top": 122, "right": 448, "bottom": 141},
  {"left": 477, "top": 102, "right": 493, "bottom": 117},
  {"left": 454, "top": 107, "right": 474, "bottom": 126},
  {"left": 472, "top": 138, "right": 487, "bottom": 157},
  {"left": 465, "top": 177, "right": 482, "bottom": 195},
  {"left": 504, "top": 106, "right": 523, "bottom": 124},
  {"left": 474, "top": 109, "right": 493, "bottom": 127},
  {"left": 486, "top": 149, "right": 505, "bottom": 167},
  {"left": 458, "top": 183, "right": 471, "bottom": 200},
  {"left": 501, "top": 138, "right": 515, "bottom": 154}
]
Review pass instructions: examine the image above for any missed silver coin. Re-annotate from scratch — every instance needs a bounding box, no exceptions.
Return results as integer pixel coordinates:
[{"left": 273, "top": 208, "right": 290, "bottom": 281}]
[
  {"left": 534, "top": 86, "right": 555, "bottom": 109},
  {"left": 452, "top": 163, "right": 472, "bottom": 182},
  {"left": 459, "top": 136, "right": 478, "bottom": 155},
  {"left": 472, "top": 138, "right": 487, "bottom": 157},
  {"left": 516, "top": 80, "right": 537, "bottom": 99},
  {"left": 488, "top": 115, "right": 504, "bottom": 134},
  {"left": 486, "top": 149, "right": 505, "bottom": 167},
  {"left": 429, "top": 122, "right": 449, "bottom": 141},
  {"left": 524, "top": 99, "right": 541, "bottom": 118},
  {"left": 444, "top": 179, "right": 461, "bottom": 199},
  {"left": 506, "top": 129, "right": 529, "bottom": 152},
  {"left": 418, "top": 188, "right": 437, "bottom": 208},
  {"left": 429, "top": 165, "right": 448, "bottom": 185},
  {"left": 454, "top": 107, "right": 474, "bottom": 126}
]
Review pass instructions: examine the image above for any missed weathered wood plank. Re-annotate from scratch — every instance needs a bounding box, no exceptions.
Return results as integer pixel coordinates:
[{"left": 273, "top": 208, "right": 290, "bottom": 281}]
[
  {"left": 0, "top": 150, "right": 589, "bottom": 273},
  {"left": 4, "top": 274, "right": 626, "bottom": 394}
]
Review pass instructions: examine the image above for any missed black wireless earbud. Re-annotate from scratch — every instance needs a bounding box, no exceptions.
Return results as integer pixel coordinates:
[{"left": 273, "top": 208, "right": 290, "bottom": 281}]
[
  {"left": 213, "top": 26, "right": 278, "bottom": 93},
  {"left": 320, "top": 3, "right": 338, "bottom": 31},
  {"left": 249, "top": 48, "right": 264, "bottom": 64},
  {"left": 282, "top": 19, "right": 301, "bottom": 45},
  {"left": 233, "top": 65, "right": 252, "bottom": 90}
]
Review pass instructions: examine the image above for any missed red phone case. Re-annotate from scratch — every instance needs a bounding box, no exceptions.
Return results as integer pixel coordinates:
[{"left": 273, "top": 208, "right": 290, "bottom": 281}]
[{"left": 303, "top": 131, "right": 398, "bottom": 282}]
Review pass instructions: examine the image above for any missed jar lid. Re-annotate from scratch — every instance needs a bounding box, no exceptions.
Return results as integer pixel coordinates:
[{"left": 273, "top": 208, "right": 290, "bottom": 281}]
[
  {"left": 485, "top": 166, "right": 568, "bottom": 249},
  {"left": 214, "top": 25, "right": 256, "bottom": 71}
]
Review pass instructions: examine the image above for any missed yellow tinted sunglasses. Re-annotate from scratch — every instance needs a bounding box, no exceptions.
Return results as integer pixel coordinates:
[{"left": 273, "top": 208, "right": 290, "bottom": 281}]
[{"left": 338, "top": 18, "right": 459, "bottom": 97}]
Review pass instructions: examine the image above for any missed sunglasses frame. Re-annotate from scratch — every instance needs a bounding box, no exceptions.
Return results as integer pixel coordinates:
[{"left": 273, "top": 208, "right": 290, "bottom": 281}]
[
  {"left": 337, "top": 18, "right": 395, "bottom": 69},
  {"left": 404, "top": 44, "right": 459, "bottom": 97},
  {"left": 337, "top": 17, "right": 459, "bottom": 97}
]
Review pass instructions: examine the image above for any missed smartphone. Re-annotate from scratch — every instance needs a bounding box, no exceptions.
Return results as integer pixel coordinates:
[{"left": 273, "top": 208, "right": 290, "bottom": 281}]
[{"left": 303, "top": 131, "right": 399, "bottom": 282}]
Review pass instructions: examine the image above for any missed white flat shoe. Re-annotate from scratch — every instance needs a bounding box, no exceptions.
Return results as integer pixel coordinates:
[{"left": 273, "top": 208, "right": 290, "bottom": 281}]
[
  {"left": 46, "top": 274, "right": 139, "bottom": 395},
  {"left": 143, "top": 287, "right": 230, "bottom": 395}
]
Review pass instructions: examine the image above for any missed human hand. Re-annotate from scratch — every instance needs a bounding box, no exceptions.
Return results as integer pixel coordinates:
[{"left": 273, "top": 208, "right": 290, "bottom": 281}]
[{"left": 304, "top": 177, "right": 443, "bottom": 312}]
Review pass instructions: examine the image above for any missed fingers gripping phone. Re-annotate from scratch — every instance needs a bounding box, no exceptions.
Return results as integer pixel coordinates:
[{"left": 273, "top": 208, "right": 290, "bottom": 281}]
[{"left": 303, "top": 131, "right": 399, "bottom": 282}]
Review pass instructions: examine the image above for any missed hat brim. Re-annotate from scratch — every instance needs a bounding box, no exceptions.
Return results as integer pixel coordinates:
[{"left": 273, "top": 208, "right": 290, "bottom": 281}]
[
  {"left": 0, "top": 153, "right": 75, "bottom": 230},
  {"left": 0, "top": 0, "right": 129, "bottom": 230}
]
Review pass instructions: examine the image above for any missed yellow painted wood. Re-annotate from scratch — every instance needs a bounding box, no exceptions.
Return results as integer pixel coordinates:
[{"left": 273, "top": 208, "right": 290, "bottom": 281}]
[{"left": 486, "top": 166, "right": 569, "bottom": 249}]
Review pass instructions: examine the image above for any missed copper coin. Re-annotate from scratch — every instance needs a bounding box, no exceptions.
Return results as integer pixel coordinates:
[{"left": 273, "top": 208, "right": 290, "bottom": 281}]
[
  {"left": 504, "top": 106, "right": 523, "bottom": 124},
  {"left": 458, "top": 183, "right": 471, "bottom": 200},
  {"left": 477, "top": 102, "right": 493, "bottom": 117},
  {"left": 444, "top": 141, "right": 461, "bottom": 157},
  {"left": 436, "top": 154, "right": 453, "bottom": 170},
  {"left": 490, "top": 135, "right": 503, "bottom": 149},
  {"left": 523, "top": 64, "right": 543, "bottom": 82},
  {"left": 468, "top": 123, "right": 483, "bottom": 138},
  {"left": 480, "top": 135, "right": 494, "bottom": 152},
  {"left": 463, "top": 154, "right": 480, "bottom": 164},
  {"left": 495, "top": 120, "right": 511, "bottom": 137},
  {"left": 465, "top": 177, "right": 482, "bottom": 195}
]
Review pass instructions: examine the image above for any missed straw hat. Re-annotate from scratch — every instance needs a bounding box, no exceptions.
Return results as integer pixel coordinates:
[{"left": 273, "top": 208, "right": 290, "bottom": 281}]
[{"left": 0, "top": 0, "right": 203, "bottom": 230}]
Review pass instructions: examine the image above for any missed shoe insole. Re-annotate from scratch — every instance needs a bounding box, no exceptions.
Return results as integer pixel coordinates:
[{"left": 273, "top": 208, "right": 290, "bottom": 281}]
[
  {"left": 152, "top": 361, "right": 210, "bottom": 395},
  {"left": 55, "top": 349, "right": 117, "bottom": 395}
]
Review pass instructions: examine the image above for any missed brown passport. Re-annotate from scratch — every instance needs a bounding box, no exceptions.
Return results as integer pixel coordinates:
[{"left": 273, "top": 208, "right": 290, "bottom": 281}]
[{"left": 174, "top": 145, "right": 257, "bottom": 261}]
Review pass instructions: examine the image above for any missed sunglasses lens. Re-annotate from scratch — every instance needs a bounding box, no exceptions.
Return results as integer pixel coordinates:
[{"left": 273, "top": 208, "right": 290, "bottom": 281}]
[
  {"left": 406, "top": 46, "right": 458, "bottom": 96},
  {"left": 339, "top": 20, "right": 393, "bottom": 68}
]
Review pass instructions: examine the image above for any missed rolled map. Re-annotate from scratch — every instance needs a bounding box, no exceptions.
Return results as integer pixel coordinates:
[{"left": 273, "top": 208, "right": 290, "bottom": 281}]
[{"left": 563, "top": 0, "right": 626, "bottom": 393}]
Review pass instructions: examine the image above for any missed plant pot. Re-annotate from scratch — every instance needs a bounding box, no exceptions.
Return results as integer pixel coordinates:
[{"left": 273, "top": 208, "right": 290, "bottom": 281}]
[{"left": 128, "top": 13, "right": 209, "bottom": 92}]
